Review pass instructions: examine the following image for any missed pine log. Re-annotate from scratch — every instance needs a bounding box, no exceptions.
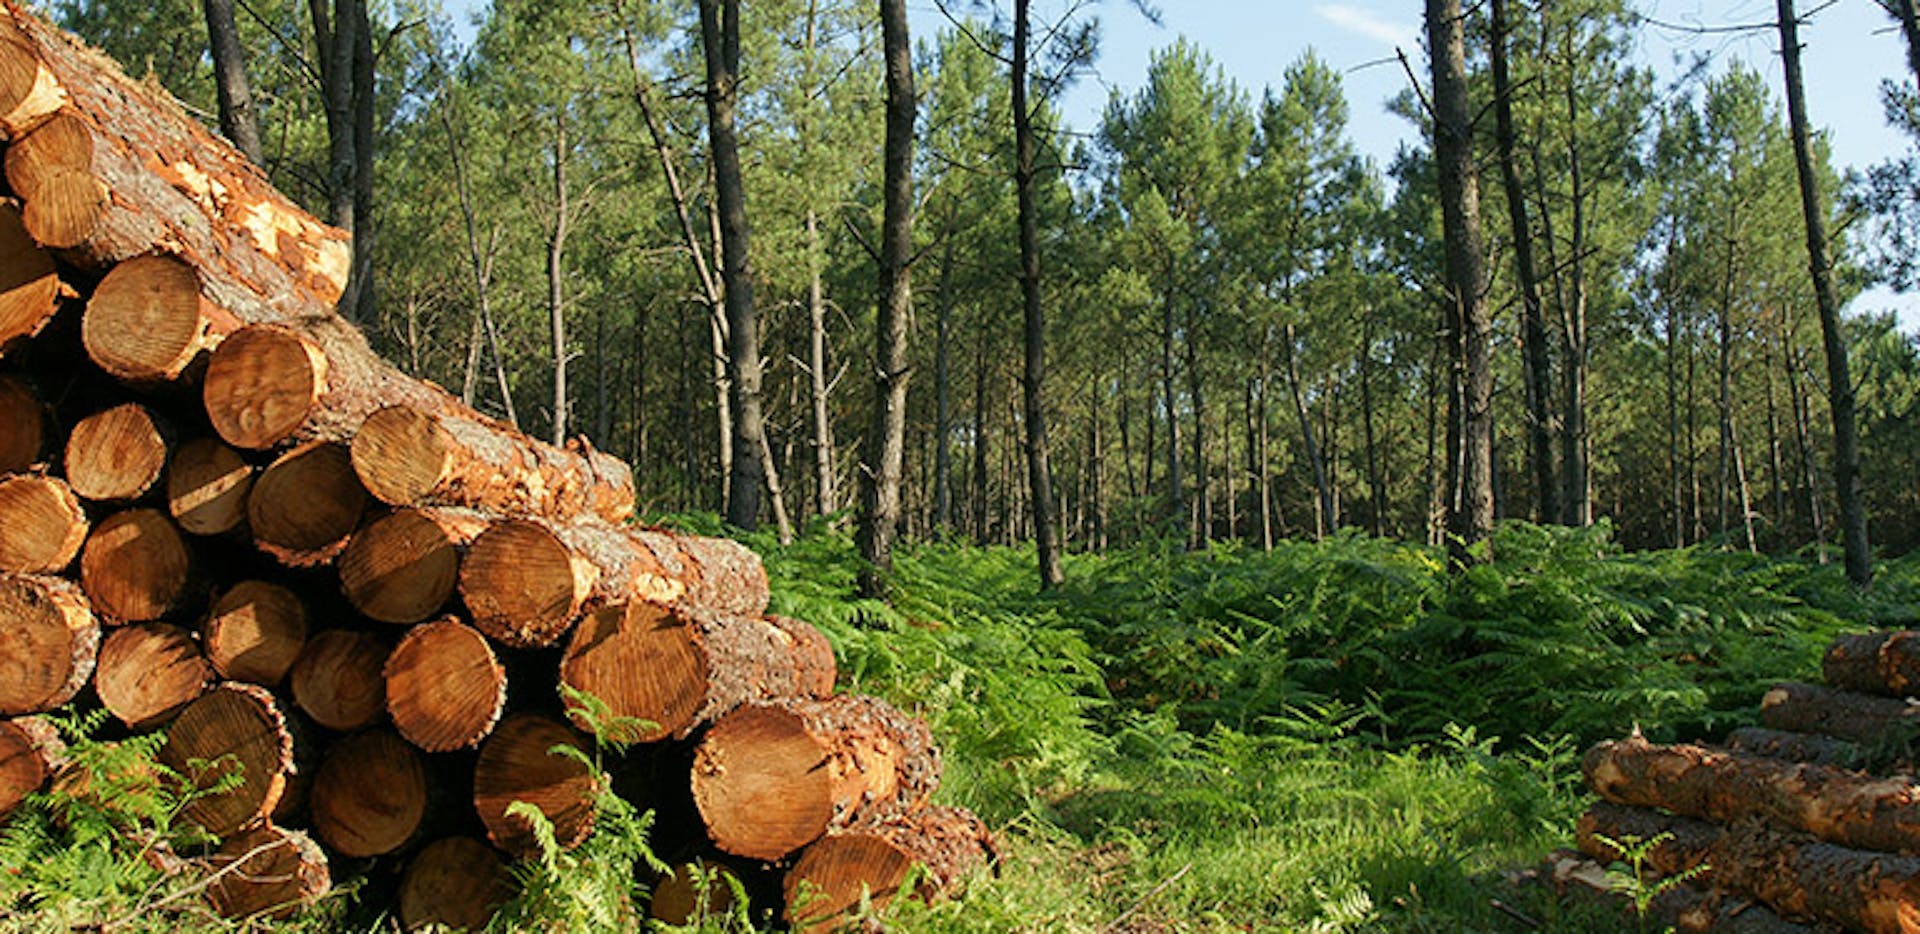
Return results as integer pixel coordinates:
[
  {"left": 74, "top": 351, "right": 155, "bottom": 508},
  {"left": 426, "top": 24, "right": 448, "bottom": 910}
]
[
  {"left": 651, "top": 859, "right": 741, "bottom": 926},
  {"left": 560, "top": 602, "right": 834, "bottom": 744},
  {"left": 64, "top": 402, "right": 167, "bottom": 502},
  {"left": 785, "top": 806, "right": 994, "bottom": 932},
  {"left": 289, "top": 629, "right": 387, "bottom": 732},
  {"left": 0, "top": 8, "right": 350, "bottom": 294},
  {"left": 398, "top": 836, "right": 515, "bottom": 932},
  {"left": 352, "top": 403, "right": 634, "bottom": 524},
  {"left": 310, "top": 728, "right": 428, "bottom": 858},
  {"left": 81, "top": 256, "right": 218, "bottom": 383},
  {"left": 1578, "top": 801, "right": 1920, "bottom": 934},
  {"left": 161, "top": 682, "right": 293, "bottom": 838},
  {"left": 0, "top": 202, "right": 62, "bottom": 351},
  {"left": 1586, "top": 733, "right": 1920, "bottom": 854},
  {"left": 339, "top": 508, "right": 486, "bottom": 624},
  {"left": 692, "top": 695, "right": 940, "bottom": 861},
  {"left": 0, "top": 573, "right": 97, "bottom": 714},
  {"left": 203, "top": 580, "right": 307, "bottom": 686},
  {"left": 1827, "top": 631, "right": 1920, "bottom": 698},
  {"left": 383, "top": 618, "right": 505, "bottom": 752},
  {"left": 0, "top": 472, "right": 85, "bottom": 573},
  {"left": 1726, "top": 726, "right": 1870, "bottom": 769},
  {"left": 1533, "top": 850, "right": 1816, "bottom": 933},
  {"left": 460, "top": 519, "right": 769, "bottom": 648},
  {"left": 0, "top": 374, "right": 47, "bottom": 472},
  {"left": 1760, "top": 681, "right": 1920, "bottom": 746},
  {"left": 94, "top": 622, "right": 211, "bottom": 729},
  {"left": 247, "top": 441, "right": 366, "bottom": 566},
  {"left": 78, "top": 507, "right": 189, "bottom": 622},
  {"left": 472, "top": 713, "right": 596, "bottom": 859},
  {"left": 165, "top": 437, "right": 253, "bottom": 536},
  {"left": 0, "top": 716, "right": 64, "bottom": 819},
  {"left": 201, "top": 824, "right": 330, "bottom": 921},
  {"left": 202, "top": 324, "right": 327, "bottom": 449}
]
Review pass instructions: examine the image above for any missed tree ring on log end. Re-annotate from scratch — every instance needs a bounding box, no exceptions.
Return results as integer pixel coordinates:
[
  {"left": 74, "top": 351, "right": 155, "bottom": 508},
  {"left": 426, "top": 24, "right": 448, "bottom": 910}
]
[
  {"left": 79, "top": 507, "right": 189, "bottom": 622},
  {"left": 351, "top": 405, "right": 452, "bottom": 509},
  {"left": 247, "top": 443, "right": 366, "bottom": 566},
  {"left": 18, "top": 166, "right": 103, "bottom": 250},
  {"left": 398, "top": 836, "right": 515, "bottom": 932},
  {"left": 691, "top": 705, "right": 838, "bottom": 861},
  {"left": 166, "top": 438, "right": 253, "bottom": 536},
  {"left": 290, "top": 629, "right": 388, "bottom": 732},
  {"left": 472, "top": 714, "right": 596, "bottom": 858},
  {"left": 461, "top": 518, "right": 593, "bottom": 648},
  {"left": 0, "top": 575, "right": 97, "bottom": 715},
  {"left": 0, "top": 717, "right": 63, "bottom": 820},
  {"left": 339, "top": 509, "right": 466, "bottom": 624},
  {"left": 384, "top": 618, "right": 506, "bottom": 752},
  {"left": 204, "top": 325, "right": 328, "bottom": 450},
  {"left": 95, "top": 622, "right": 211, "bottom": 730},
  {"left": 0, "top": 203, "right": 60, "bottom": 348},
  {"left": 82, "top": 255, "right": 207, "bottom": 382},
  {"left": 204, "top": 580, "right": 307, "bottom": 686},
  {"left": 65, "top": 403, "right": 167, "bottom": 502},
  {"left": 161, "top": 683, "right": 292, "bottom": 839},
  {"left": 310, "top": 729, "right": 427, "bottom": 858},
  {"left": 0, "top": 474, "right": 86, "bottom": 573},
  {"left": 559, "top": 602, "right": 706, "bottom": 744}
]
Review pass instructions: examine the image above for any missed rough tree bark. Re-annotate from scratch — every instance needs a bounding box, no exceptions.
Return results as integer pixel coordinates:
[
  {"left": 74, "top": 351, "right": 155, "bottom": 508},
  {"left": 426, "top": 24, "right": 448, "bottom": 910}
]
[
  {"left": 1778, "top": 0, "right": 1872, "bottom": 589},
  {"left": 201, "top": 0, "right": 262, "bottom": 164},
  {"left": 857, "top": 0, "right": 914, "bottom": 597},
  {"left": 1012, "top": 0, "right": 1062, "bottom": 588}
]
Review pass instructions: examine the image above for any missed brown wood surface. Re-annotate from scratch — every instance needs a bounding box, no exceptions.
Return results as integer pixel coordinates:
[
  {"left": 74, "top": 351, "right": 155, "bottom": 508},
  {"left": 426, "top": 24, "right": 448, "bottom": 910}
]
[
  {"left": 93, "top": 622, "right": 211, "bottom": 729},
  {"left": 397, "top": 836, "right": 515, "bottom": 933},
  {"left": 0, "top": 373, "right": 47, "bottom": 472},
  {"left": 1761, "top": 681, "right": 1920, "bottom": 746},
  {"left": 339, "top": 507, "right": 486, "bottom": 624},
  {"left": 247, "top": 442, "right": 366, "bottom": 566},
  {"left": 161, "top": 682, "right": 293, "bottom": 839},
  {"left": 203, "top": 580, "right": 307, "bottom": 686},
  {"left": 472, "top": 713, "right": 596, "bottom": 859},
  {"left": 0, "top": 716, "right": 63, "bottom": 819},
  {"left": 383, "top": 618, "right": 505, "bottom": 752},
  {"left": 165, "top": 437, "right": 253, "bottom": 536},
  {"left": 1827, "top": 631, "right": 1920, "bottom": 698},
  {"left": 201, "top": 823, "right": 330, "bottom": 921},
  {"left": 0, "top": 472, "right": 86, "bottom": 573},
  {"left": 0, "top": 573, "right": 96, "bottom": 715},
  {"left": 289, "top": 629, "right": 387, "bottom": 732},
  {"left": 0, "top": 201, "right": 62, "bottom": 352},
  {"left": 78, "top": 507, "right": 189, "bottom": 622},
  {"left": 310, "top": 728, "right": 428, "bottom": 858},
  {"left": 785, "top": 806, "right": 994, "bottom": 932},
  {"left": 64, "top": 402, "right": 167, "bottom": 502}
]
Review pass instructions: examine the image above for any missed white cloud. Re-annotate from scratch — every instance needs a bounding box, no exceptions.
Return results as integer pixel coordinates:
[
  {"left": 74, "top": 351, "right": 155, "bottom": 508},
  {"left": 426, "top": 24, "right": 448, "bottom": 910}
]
[{"left": 1313, "top": 3, "right": 1419, "bottom": 49}]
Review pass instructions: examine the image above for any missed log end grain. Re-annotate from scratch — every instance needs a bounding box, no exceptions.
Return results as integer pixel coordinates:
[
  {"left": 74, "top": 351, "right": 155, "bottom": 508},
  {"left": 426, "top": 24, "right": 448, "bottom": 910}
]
[
  {"left": 0, "top": 473, "right": 86, "bottom": 573},
  {"left": 0, "top": 716, "right": 64, "bottom": 819},
  {"left": 204, "top": 580, "right": 307, "bottom": 686},
  {"left": 289, "top": 629, "right": 387, "bottom": 733},
  {"left": 0, "top": 374, "right": 47, "bottom": 472},
  {"left": 0, "top": 201, "right": 60, "bottom": 348},
  {"left": 0, "top": 574, "right": 97, "bottom": 715},
  {"left": 94, "top": 622, "right": 211, "bottom": 729},
  {"left": 64, "top": 402, "right": 167, "bottom": 502},
  {"left": 81, "top": 255, "right": 208, "bottom": 383},
  {"left": 247, "top": 442, "right": 366, "bottom": 567},
  {"left": 460, "top": 518, "right": 593, "bottom": 648},
  {"left": 18, "top": 166, "right": 104, "bottom": 250},
  {"left": 202, "top": 824, "right": 330, "bottom": 921},
  {"left": 472, "top": 714, "right": 596, "bottom": 859},
  {"left": 339, "top": 508, "right": 477, "bottom": 624},
  {"left": 310, "top": 729, "right": 427, "bottom": 858},
  {"left": 161, "top": 682, "right": 293, "bottom": 839},
  {"left": 384, "top": 618, "right": 505, "bottom": 753},
  {"left": 784, "top": 806, "right": 995, "bottom": 933},
  {"left": 398, "top": 836, "right": 515, "bottom": 933},
  {"left": 78, "top": 507, "right": 189, "bottom": 622},
  {"left": 350, "top": 404, "right": 453, "bottom": 510},
  {"left": 204, "top": 325, "right": 327, "bottom": 450},
  {"left": 166, "top": 437, "right": 253, "bottom": 536},
  {"left": 651, "top": 859, "right": 741, "bottom": 926}
]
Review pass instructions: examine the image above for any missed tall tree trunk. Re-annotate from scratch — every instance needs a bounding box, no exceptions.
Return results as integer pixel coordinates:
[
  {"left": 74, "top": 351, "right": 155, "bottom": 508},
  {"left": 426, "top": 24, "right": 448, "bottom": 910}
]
[
  {"left": 1787, "top": 337, "right": 1827, "bottom": 558},
  {"left": 1663, "top": 223, "right": 1685, "bottom": 548},
  {"left": 1160, "top": 265, "right": 1183, "bottom": 526},
  {"left": 1013, "top": 0, "right": 1062, "bottom": 587},
  {"left": 1361, "top": 312, "right": 1386, "bottom": 537},
  {"left": 933, "top": 241, "right": 955, "bottom": 533},
  {"left": 548, "top": 111, "right": 570, "bottom": 445},
  {"left": 1490, "top": 0, "right": 1556, "bottom": 523},
  {"left": 1258, "top": 328, "right": 1273, "bottom": 549},
  {"left": 972, "top": 328, "right": 989, "bottom": 542},
  {"left": 1779, "top": 0, "right": 1872, "bottom": 588},
  {"left": 700, "top": 0, "right": 774, "bottom": 533},
  {"left": 1558, "top": 32, "right": 1591, "bottom": 527},
  {"left": 202, "top": 0, "right": 263, "bottom": 163},
  {"left": 346, "top": 0, "right": 374, "bottom": 322},
  {"left": 1184, "top": 304, "right": 1208, "bottom": 547},
  {"left": 1763, "top": 318, "right": 1788, "bottom": 543},
  {"left": 1428, "top": 0, "right": 1495, "bottom": 564},
  {"left": 858, "top": 0, "right": 915, "bottom": 597},
  {"left": 807, "top": 210, "right": 836, "bottom": 516},
  {"left": 438, "top": 99, "right": 515, "bottom": 426},
  {"left": 1284, "top": 323, "right": 1330, "bottom": 540}
]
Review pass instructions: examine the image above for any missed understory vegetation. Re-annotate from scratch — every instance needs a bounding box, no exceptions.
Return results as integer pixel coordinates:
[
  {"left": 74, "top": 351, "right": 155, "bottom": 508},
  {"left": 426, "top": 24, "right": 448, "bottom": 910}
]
[{"left": 10, "top": 520, "right": 1909, "bottom": 931}]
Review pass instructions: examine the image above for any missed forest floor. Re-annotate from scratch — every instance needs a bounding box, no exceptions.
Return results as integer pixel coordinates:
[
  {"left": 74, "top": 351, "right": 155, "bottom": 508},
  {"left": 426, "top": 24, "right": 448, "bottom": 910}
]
[{"left": 5, "top": 519, "right": 1912, "bottom": 932}]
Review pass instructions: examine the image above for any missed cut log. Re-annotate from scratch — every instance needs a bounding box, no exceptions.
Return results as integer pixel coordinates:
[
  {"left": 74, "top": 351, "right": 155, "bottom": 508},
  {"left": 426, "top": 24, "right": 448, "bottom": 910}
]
[
  {"left": 289, "top": 629, "right": 387, "bottom": 733},
  {"left": 0, "top": 573, "right": 97, "bottom": 714},
  {"left": 651, "top": 859, "right": 741, "bottom": 926},
  {"left": 310, "top": 728, "right": 428, "bottom": 858},
  {"left": 161, "top": 682, "right": 293, "bottom": 838},
  {"left": 383, "top": 618, "right": 505, "bottom": 753},
  {"left": 165, "top": 437, "right": 253, "bottom": 536},
  {"left": 560, "top": 602, "right": 835, "bottom": 743},
  {"left": 0, "top": 7, "right": 350, "bottom": 296},
  {"left": 81, "top": 255, "right": 218, "bottom": 383},
  {"left": 692, "top": 695, "right": 941, "bottom": 861},
  {"left": 398, "top": 836, "right": 515, "bottom": 932},
  {"left": 64, "top": 402, "right": 167, "bottom": 502},
  {"left": 0, "top": 374, "right": 46, "bottom": 472},
  {"left": 0, "top": 716, "right": 64, "bottom": 819},
  {"left": 93, "top": 622, "right": 211, "bottom": 729},
  {"left": 247, "top": 442, "right": 366, "bottom": 566},
  {"left": 202, "top": 324, "right": 327, "bottom": 450},
  {"left": 785, "top": 806, "right": 995, "bottom": 933},
  {"left": 1827, "top": 631, "right": 1920, "bottom": 698},
  {"left": 460, "top": 519, "right": 769, "bottom": 648},
  {"left": 202, "top": 824, "right": 330, "bottom": 921},
  {"left": 0, "top": 473, "right": 86, "bottom": 573},
  {"left": 78, "top": 507, "right": 189, "bottom": 622},
  {"left": 472, "top": 713, "right": 596, "bottom": 859},
  {"left": 1533, "top": 850, "right": 1816, "bottom": 933},
  {"left": 339, "top": 508, "right": 486, "bottom": 624},
  {"left": 0, "top": 202, "right": 61, "bottom": 351},
  {"left": 3, "top": 108, "right": 87, "bottom": 192},
  {"left": 352, "top": 403, "right": 634, "bottom": 524},
  {"left": 1578, "top": 801, "right": 1920, "bottom": 934},
  {"left": 1726, "top": 726, "right": 1870, "bottom": 770},
  {"left": 1586, "top": 732, "right": 1920, "bottom": 855},
  {"left": 203, "top": 580, "right": 307, "bottom": 686},
  {"left": 1760, "top": 681, "right": 1920, "bottom": 746}
]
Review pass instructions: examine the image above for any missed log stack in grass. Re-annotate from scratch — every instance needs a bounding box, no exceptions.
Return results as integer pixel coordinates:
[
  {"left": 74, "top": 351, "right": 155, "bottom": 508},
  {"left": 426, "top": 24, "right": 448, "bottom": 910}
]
[
  {"left": 0, "top": 3, "right": 992, "bottom": 929},
  {"left": 1564, "top": 624, "right": 1920, "bottom": 932}
]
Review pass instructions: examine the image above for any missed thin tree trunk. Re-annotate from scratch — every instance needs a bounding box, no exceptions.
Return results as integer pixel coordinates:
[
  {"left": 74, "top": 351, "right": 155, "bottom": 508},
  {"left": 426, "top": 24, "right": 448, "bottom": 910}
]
[
  {"left": 807, "top": 210, "right": 836, "bottom": 516},
  {"left": 1160, "top": 265, "right": 1183, "bottom": 526},
  {"left": 1787, "top": 337, "right": 1826, "bottom": 558},
  {"left": 1428, "top": 0, "right": 1495, "bottom": 564},
  {"left": 346, "top": 0, "right": 374, "bottom": 322},
  {"left": 1012, "top": 0, "right": 1062, "bottom": 588},
  {"left": 1361, "top": 312, "right": 1385, "bottom": 537},
  {"left": 1764, "top": 318, "right": 1788, "bottom": 543},
  {"left": 858, "top": 0, "right": 915, "bottom": 597},
  {"left": 972, "top": 328, "right": 989, "bottom": 542},
  {"left": 1779, "top": 0, "right": 1871, "bottom": 588},
  {"left": 933, "top": 242, "right": 955, "bottom": 533},
  {"left": 1284, "top": 323, "right": 1330, "bottom": 540},
  {"left": 1558, "top": 32, "right": 1591, "bottom": 528},
  {"left": 201, "top": 0, "right": 264, "bottom": 164},
  {"left": 548, "top": 111, "right": 570, "bottom": 445},
  {"left": 1184, "top": 304, "right": 1208, "bottom": 546},
  {"left": 1891, "top": 0, "right": 1920, "bottom": 90},
  {"left": 439, "top": 99, "right": 515, "bottom": 426},
  {"left": 1259, "top": 327, "right": 1273, "bottom": 549}
]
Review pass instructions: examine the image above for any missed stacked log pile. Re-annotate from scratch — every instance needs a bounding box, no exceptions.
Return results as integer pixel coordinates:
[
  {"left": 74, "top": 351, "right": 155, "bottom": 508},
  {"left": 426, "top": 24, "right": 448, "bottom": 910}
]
[
  {"left": 1570, "top": 629, "right": 1920, "bottom": 933},
  {"left": 0, "top": 4, "right": 991, "bottom": 930}
]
